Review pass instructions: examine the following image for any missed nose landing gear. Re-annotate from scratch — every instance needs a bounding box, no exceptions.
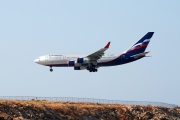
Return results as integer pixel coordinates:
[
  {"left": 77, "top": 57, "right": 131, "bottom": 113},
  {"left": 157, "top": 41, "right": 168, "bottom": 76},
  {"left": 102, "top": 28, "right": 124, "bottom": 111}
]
[{"left": 50, "top": 66, "right": 53, "bottom": 72}]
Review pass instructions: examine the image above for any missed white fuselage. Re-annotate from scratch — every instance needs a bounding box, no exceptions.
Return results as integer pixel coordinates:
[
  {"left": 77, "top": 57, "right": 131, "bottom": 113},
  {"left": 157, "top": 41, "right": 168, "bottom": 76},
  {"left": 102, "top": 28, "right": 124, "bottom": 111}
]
[{"left": 34, "top": 54, "right": 120, "bottom": 67}]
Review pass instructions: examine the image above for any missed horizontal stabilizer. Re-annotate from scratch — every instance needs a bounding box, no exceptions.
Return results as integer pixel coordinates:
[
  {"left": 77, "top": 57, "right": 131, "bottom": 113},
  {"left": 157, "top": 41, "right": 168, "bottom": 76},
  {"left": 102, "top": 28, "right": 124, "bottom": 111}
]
[{"left": 130, "top": 51, "right": 150, "bottom": 59}]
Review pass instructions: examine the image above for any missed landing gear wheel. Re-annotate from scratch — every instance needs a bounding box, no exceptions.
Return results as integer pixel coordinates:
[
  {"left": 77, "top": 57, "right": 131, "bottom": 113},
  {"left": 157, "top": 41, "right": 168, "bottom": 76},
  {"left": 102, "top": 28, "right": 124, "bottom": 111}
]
[
  {"left": 87, "top": 64, "right": 98, "bottom": 72},
  {"left": 50, "top": 66, "right": 53, "bottom": 72},
  {"left": 88, "top": 68, "right": 98, "bottom": 72}
]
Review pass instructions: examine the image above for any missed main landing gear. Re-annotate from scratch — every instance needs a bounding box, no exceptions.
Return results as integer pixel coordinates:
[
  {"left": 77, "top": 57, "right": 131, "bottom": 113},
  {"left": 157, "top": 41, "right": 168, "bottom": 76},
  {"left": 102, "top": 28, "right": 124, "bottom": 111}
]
[
  {"left": 87, "top": 65, "right": 98, "bottom": 72},
  {"left": 50, "top": 66, "right": 53, "bottom": 72},
  {"left": 89, "top": 69, "right": 98, "bottom": 72}
]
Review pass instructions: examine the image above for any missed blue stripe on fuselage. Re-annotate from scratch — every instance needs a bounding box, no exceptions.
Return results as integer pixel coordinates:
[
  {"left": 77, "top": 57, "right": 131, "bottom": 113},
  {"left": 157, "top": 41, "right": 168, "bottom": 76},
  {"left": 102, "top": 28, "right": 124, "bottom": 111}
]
[
  {"left": 45, "top": 64, "right": 68, "bottom": 67},
  {"left": 98, "top": 54, "right": 143, "bottom": 67}
]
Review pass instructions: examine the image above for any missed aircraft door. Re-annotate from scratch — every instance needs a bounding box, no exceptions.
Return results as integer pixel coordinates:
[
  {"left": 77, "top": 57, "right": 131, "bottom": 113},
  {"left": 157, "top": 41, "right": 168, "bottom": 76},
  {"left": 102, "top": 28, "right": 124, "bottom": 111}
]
[
  {"left": 63, "top": 56, "right": 66, "bottom": 60},
  {"left": 45, "top": 56, "right": 49, "bottom": 61}
]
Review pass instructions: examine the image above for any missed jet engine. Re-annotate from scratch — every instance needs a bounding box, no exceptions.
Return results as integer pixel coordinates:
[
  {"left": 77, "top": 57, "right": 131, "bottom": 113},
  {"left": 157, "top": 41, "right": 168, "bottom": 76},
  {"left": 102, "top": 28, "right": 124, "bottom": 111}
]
[
  {"left": 77, "top": 58, "right": 90, "bottom": 63},
  {"left": 68, "top": 61, "right": 79, "bottom": 66}
]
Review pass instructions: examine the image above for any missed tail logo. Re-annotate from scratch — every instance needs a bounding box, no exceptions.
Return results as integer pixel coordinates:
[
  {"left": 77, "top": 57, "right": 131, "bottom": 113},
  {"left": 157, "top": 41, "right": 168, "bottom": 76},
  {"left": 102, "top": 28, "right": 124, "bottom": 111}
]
[{"left": 129, "top": 39, "right": 150, "bottom": 51}]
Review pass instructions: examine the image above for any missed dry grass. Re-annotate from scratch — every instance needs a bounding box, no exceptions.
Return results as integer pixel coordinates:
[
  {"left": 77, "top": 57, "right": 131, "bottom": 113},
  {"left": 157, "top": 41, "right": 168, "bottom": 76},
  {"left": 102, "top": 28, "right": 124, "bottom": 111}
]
[{"left": 0, "top": 100, "right": 179, "bottom": 120}]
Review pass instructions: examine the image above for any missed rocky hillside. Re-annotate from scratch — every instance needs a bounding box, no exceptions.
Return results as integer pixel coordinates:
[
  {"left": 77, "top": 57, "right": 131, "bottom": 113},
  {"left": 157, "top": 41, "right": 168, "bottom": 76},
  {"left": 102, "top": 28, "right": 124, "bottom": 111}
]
[{"left": 0, "top": 100, "right": 179, "bottom": 120}]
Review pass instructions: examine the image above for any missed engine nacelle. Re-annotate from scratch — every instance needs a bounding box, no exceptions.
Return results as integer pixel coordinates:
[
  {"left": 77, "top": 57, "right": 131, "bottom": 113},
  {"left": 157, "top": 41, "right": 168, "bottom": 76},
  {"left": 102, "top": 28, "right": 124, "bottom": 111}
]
[
  {"left": 68, "top": 61, "right": 79, "bottom": 66},
  {"left": 74, "top": 66, "right": 86, "bottom": 70},
  {"left": 77, "top": 58, "right": 90, "bottom": 63}
]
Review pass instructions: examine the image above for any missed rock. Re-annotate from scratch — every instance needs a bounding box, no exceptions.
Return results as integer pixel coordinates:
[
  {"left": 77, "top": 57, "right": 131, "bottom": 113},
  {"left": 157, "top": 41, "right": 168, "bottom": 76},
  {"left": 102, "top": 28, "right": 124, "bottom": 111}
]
[
  {"left": 17, "top": 116, "right": 23, "bottom": 120},
  {"left": 109, "top": 111, "right": 116, "bottom": 117}
]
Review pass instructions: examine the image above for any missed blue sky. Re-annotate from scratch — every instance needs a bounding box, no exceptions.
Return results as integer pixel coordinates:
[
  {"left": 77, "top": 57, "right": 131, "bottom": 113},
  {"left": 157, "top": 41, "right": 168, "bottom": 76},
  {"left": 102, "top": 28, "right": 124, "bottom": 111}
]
[{"left": 0, "top": 1, "right": 180, "bottom": 105}]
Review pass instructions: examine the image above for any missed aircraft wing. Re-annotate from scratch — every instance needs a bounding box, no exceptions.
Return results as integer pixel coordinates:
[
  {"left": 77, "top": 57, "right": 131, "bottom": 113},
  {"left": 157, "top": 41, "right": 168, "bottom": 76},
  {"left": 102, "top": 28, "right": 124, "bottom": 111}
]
[{"left": 86, "top": 42, "right": 111, "bottom": 60}]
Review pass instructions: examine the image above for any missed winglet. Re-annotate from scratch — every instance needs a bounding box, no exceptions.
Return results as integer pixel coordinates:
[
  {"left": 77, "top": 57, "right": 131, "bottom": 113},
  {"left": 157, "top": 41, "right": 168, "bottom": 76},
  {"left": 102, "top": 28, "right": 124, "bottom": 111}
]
[{"left": 104, "top": 42, "right": 111, "bottom": 48}]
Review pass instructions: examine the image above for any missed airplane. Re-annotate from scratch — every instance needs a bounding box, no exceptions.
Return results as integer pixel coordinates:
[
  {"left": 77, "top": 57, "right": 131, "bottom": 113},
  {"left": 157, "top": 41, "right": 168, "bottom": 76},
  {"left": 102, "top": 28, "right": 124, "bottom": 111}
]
[{"left": 34, "top": 32, "right": 154, "bottom": 72}]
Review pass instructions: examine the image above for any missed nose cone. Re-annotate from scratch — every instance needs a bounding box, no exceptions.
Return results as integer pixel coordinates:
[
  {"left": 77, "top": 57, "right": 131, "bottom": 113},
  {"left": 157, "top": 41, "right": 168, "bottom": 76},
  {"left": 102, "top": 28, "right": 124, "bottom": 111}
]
[{"left": 34, "top": 59, "right": 39, "bottom": 63}]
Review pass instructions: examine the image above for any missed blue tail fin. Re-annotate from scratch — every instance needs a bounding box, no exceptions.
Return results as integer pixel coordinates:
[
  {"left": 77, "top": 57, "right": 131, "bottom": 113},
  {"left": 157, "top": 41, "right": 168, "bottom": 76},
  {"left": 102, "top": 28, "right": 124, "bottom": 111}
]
[{"left": 125, "top": 32, "right": 154, "bottom": 55}]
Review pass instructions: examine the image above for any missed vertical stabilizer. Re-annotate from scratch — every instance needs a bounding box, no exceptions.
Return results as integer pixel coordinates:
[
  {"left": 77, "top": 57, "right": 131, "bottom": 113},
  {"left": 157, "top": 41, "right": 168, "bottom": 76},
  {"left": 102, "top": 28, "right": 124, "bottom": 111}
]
[{"left": 125, "top": 32, "right": 154, "bottom": 56}]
